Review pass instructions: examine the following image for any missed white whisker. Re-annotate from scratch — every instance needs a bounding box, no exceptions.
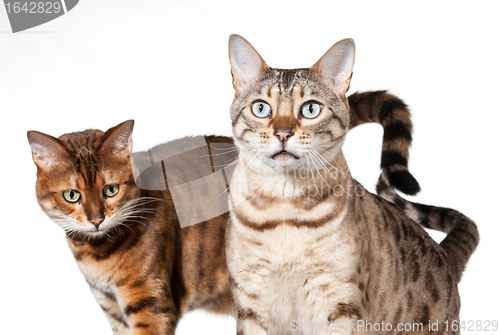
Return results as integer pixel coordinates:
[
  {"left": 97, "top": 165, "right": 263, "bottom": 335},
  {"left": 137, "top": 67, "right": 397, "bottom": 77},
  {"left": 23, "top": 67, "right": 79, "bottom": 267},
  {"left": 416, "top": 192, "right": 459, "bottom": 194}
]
[
  {"left": 310, "top": 148, "right": 344, "bottom": 175},
  {"left": 305, "top": 153, "right": 324, "bottom": 200},
  {"left": 220, "top": 149, "right": 260, "bottom": 196}
]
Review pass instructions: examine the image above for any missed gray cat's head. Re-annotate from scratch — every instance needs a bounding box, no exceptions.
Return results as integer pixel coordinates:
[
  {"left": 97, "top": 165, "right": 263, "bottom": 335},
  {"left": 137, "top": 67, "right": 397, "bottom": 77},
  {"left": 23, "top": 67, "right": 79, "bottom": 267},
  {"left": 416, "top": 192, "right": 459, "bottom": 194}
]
[{"left": 228, "top": 35, "right": 355, "bottom": 174}]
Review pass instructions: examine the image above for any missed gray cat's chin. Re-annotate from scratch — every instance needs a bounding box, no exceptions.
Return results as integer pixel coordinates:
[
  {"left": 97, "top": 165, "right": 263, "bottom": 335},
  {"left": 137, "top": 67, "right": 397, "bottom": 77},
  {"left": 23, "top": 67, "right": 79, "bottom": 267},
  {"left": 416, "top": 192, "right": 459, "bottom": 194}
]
[
  {"left": 271, "top": 150, "right": 299, "bottom": 161},
  {"left": 265, "top": 157, "right": 304, "bottom": 172}
]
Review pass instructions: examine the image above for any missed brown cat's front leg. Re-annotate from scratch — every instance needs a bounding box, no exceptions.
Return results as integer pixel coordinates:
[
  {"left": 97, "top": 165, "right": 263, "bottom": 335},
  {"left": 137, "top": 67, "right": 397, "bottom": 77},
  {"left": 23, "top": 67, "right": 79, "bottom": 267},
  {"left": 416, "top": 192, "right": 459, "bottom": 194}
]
[
  {"left": 88, "top": 285, "right": 130, "bottom": 334},
  {"left": 108, "top": 318, "right": 130, "bottom": 335},
  {"left": 117, "top": 286, "right": 178, "bottom": 335}
]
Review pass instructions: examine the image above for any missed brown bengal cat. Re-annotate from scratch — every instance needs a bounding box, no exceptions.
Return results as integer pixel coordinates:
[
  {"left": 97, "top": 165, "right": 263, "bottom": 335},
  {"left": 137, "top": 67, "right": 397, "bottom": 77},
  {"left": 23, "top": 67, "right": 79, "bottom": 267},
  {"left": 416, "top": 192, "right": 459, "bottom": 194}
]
[
  {"left": 225, "top": 35, "right": 478, "bottom": 335},
  {"left": 28, "top": 91, "right": 421, "bottom": 334}
]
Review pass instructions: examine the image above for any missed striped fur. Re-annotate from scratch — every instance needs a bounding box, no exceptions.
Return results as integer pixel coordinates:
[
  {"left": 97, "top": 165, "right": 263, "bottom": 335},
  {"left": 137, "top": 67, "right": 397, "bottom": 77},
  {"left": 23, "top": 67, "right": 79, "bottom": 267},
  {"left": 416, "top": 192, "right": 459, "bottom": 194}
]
[
  {"left": 377, "top": 176, "right": 479, "bottom": 282},
  {"left": 226, "top": 35, "right": 478, "bottom": 335},
  {"left": 348, "top": 91, "right": 420, "bottom": 195},
  {"left": 27, "top": 87, "right": 419, "bottom": 335},
  {"left": 28, "top": 122, "right": 236, "bottom": 335}
]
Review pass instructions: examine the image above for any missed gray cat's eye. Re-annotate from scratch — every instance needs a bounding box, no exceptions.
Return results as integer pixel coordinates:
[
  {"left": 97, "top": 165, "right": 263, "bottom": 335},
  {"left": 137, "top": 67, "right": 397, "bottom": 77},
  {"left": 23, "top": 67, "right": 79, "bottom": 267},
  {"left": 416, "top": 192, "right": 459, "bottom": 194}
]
[
  {"left": 252, "top": 101, "right": 272, "bottom": 118},
  {"left": 103, "top": 184, "right": 119, "bottom": 197},
  {"left": 301, "top": 102, "right": 322, "bottom": 119},
  {"left": 63, "top": 190, "right": 81, "bottom": 203}
]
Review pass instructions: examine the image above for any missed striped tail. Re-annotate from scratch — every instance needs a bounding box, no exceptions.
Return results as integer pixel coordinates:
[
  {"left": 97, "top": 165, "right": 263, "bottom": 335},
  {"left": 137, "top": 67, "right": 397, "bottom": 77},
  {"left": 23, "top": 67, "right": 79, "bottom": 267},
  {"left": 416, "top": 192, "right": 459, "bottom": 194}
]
[
  {"left": 377, "top": 177, "right": 479, "bottom": 282},
  {"left": 347, "top": 91, "right": 420, "bottom": 195}
]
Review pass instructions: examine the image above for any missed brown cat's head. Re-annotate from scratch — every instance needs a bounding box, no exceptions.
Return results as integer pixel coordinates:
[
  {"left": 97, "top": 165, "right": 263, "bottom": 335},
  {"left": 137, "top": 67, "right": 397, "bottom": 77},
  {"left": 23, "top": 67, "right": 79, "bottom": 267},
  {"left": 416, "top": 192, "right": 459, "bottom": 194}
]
[
  {"left": 228, "top": 35, "right": 355, "bottom": 174},
  {"left": 28, "top": 120, "right": 141, "bottom": 240}
]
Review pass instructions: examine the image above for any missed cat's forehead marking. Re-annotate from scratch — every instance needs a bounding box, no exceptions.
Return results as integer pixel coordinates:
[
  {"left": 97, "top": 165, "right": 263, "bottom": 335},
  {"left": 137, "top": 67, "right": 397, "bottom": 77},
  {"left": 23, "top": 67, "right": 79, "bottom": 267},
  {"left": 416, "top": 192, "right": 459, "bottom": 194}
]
[
  {"left": 75, "top": 149, "right": 100, "bottom": 185},
  {"left": 267, "top": 69, "right": 316, "bottom": 101},
  {"left": 291, "top": 85, "right": 304, "bottom": 102},
  {"left": 61, "top": 130, "right": 104, "bottom": 186},
  {"left": 267, "top": 69, "right": 307, "bottom": 97},
  {"left": 275, "top": 70, "right": 300, "bottom": 94},
  {"left": 261, "top": 70, "right": 310, "bottom": 115},
  {"left": 64, "top": 130, "right": 103, "bottom": 151}
]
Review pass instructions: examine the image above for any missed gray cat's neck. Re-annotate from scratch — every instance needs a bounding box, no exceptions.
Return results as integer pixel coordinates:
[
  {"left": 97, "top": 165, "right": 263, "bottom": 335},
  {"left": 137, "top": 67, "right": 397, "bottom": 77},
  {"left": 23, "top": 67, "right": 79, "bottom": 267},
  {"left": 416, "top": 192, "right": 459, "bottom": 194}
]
[{"left": 231, "top": 151, "right": 351, "bottom": 200}]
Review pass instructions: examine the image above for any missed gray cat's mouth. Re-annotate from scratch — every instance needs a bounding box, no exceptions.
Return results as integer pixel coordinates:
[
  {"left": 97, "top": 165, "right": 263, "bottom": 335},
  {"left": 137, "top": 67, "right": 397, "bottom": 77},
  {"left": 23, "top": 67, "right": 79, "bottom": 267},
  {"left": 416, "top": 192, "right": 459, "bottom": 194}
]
[{"left": 271, "top": 150, "right": 299, "bottom": 160}]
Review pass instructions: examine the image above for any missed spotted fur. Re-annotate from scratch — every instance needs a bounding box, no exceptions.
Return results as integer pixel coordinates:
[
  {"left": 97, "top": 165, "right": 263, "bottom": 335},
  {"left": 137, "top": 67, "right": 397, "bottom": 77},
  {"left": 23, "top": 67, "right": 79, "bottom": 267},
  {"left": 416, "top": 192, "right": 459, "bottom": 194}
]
[
  {"left": 225, "top": 35, "right": 478, "bottom": 335},
  {"left": 377, "top": 176, "right": 479, "bottom": 282},
  {"left": 27, "top": 87, "right": 420, "bottom": 334}
]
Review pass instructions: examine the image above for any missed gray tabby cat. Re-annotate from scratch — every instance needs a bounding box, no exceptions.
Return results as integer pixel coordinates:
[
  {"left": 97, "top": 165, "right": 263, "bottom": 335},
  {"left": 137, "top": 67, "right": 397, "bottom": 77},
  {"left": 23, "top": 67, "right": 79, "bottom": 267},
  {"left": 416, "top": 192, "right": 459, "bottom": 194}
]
[{"left": 225, "top": 35, "right": 478, "bottom": 335}]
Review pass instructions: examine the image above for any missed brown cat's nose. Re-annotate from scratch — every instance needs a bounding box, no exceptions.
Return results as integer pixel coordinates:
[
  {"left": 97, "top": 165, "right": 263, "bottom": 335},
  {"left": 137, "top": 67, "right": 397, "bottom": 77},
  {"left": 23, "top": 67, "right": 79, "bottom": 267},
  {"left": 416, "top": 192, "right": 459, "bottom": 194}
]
[
  {"left": 274, "top": 130, "right": 294, "bottom": 143},
  {"left": 89, "top": 217, "right": 104, "bottom": 228}
]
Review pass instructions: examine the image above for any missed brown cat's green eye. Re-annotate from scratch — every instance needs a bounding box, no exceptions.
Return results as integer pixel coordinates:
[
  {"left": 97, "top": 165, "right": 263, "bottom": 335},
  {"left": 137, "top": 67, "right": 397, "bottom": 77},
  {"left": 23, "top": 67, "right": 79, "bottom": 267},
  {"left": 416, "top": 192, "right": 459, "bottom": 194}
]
[
  {"left": 103, "top": 184, "right": 119, "bottom": 197},
  {"left": 63, "top": 190, "right": 81, "bottom": 203}
]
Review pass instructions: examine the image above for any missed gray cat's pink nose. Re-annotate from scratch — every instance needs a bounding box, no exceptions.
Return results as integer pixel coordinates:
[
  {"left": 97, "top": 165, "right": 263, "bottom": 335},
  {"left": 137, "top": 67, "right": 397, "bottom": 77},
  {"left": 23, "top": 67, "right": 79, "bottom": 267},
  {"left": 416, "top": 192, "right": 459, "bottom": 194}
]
[
  {"left": 274, "top": 130, "right": 294, "bottom": 142},
  {"left": 89, "top": 217, "right": 104, "bottom": 228}
]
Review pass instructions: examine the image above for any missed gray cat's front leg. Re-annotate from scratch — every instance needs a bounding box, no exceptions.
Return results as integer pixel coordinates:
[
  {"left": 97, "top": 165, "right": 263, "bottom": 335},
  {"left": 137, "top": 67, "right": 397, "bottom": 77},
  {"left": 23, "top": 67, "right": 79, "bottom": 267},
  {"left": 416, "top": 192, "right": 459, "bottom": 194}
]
[
  {"left": 326, "top": 306, "right": 365, "bottom": 335},
  {"left": 237, "top": 314, "right": 268, "bottom": 335}
]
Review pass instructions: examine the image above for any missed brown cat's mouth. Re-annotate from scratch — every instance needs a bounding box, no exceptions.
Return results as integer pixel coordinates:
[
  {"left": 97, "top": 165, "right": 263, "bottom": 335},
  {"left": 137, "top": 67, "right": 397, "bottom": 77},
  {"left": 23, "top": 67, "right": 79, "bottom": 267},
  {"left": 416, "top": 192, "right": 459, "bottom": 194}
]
[{"left": 271, "top": 150, "right": 299, "bottom": 161}]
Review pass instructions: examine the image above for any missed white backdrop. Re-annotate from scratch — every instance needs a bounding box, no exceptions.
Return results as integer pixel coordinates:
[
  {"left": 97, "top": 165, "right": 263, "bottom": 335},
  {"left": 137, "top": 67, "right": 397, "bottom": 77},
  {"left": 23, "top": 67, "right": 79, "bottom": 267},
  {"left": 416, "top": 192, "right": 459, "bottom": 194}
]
[{"left": 1, "top": 1, "right": 499, "bottom": 334}]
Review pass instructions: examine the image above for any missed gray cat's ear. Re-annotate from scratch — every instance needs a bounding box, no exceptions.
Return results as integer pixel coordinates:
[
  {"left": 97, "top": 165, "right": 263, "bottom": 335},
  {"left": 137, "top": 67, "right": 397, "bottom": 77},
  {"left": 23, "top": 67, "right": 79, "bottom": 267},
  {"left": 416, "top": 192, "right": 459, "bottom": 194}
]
[
  {"left": 229, "top": 34, "right": 269, "bottom": 95},
  {"left": 311, "top": 38, "right": 355, "bottom": 97},
  {"left": 99, "top": 120, "right": 134, "bottom": 158},
  {"left": 27, "top": 131, "right": 71, "bottom": 170}
]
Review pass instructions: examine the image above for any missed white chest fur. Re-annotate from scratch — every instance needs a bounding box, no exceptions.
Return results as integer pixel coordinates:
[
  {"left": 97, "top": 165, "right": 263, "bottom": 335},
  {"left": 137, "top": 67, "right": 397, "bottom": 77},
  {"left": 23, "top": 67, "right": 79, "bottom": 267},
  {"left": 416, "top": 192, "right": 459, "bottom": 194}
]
[
  {"left": 76, "top": 258, "right": 113, "bottom": 291},
  {"left": 228, "top": 202, "right": 360, "bottom": 335}
]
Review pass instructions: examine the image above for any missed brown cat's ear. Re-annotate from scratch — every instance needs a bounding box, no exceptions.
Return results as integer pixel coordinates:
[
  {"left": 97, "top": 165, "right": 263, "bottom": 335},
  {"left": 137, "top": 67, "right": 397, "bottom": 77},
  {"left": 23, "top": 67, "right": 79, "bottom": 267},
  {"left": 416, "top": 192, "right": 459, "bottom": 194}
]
[
  {"left": 99, "top": 120, "right": 134, "bottom": 158},
  {"left": 27, "top": 131, "right": 71, "bottom": 170},
  {"left": 310, "top": 38, "right": 355, "bottom": 98},
  {"left": 229, "top": 34, "right": 270, "bottom": 95}
]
